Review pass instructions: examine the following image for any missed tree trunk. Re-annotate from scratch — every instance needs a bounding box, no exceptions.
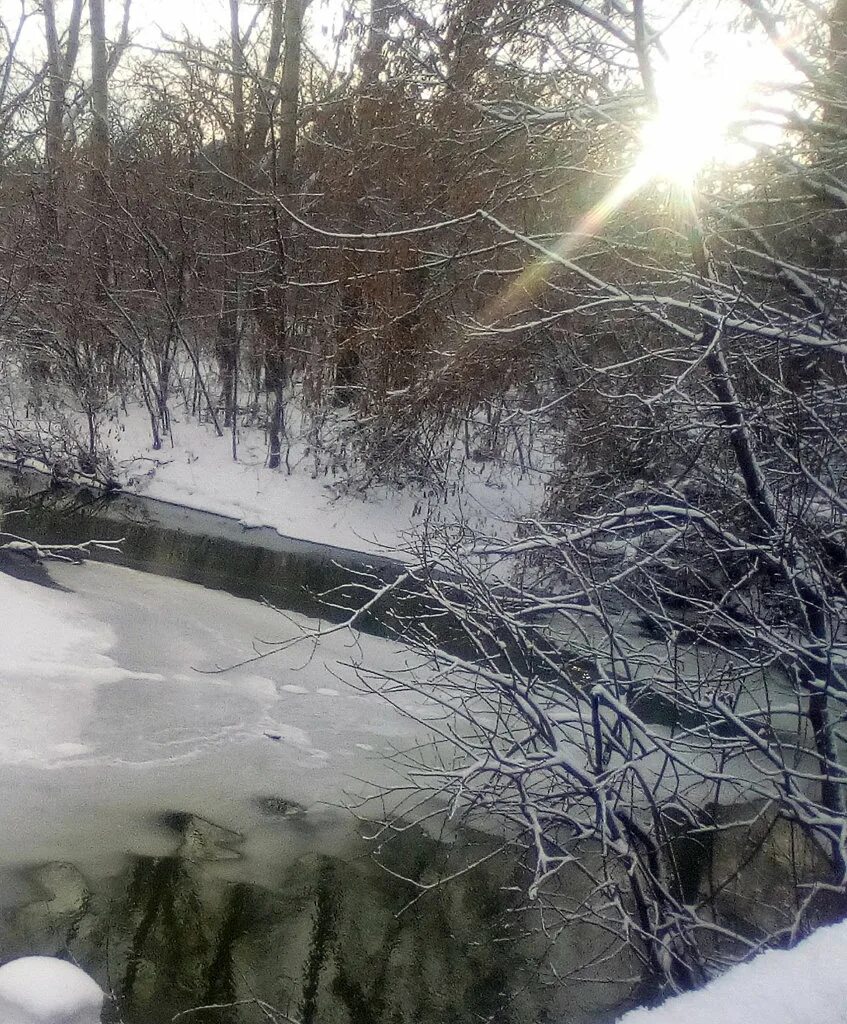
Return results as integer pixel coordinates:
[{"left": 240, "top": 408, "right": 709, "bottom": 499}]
[
  {"left": 216, "top": 0, "right": 247, "bottom": 440},
  {"left": 89, "top": 0, "right": 111, "bottom": 292},
  {"left": 42, "top": 0, "right": 82, "bottom": 235},
  {"left": 247, "top": 0, "right": 284, "bottom": 160},
  {"left": 266, "top": 0, "right": 303, "bottom": 470}
]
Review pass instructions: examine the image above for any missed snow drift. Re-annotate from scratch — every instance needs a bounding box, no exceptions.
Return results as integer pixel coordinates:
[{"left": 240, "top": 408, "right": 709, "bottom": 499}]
[{"left": 618, "top": 920, "right": 847, "bottom": 1023}]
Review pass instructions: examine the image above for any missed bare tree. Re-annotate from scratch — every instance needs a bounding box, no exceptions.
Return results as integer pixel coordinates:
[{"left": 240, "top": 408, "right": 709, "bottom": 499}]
[
  {"left": 43, "top": 0, "right": 83, "bottom": 196},
  {"left": 263, "top": 0, "right": 847, "bottom": 1003}
]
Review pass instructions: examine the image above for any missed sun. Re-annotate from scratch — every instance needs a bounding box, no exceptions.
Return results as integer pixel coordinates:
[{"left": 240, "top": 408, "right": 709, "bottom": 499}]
[{"left": 635, "top": 49, "right": 759, "bottom": 189}]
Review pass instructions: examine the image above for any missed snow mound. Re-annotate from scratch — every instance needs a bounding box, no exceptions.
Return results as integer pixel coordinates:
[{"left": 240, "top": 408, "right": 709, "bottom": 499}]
[
  {"left": 618, "top": 920, "right": 847, "bottom": 1023},
  {"left": 0, "top": 956, "right": 103, "bottom": 1024}
]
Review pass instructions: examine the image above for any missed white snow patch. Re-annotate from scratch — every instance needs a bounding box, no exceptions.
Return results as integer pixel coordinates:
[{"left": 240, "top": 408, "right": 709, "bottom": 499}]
[
  {"left": 0, "top": 956, "right": 103, "bottom": 1024},
  {"left": 618, "top": 920, "right": 847, "bottom": 1024},
  {"left": 0, "top": 572, "right": 159, "bottom": 765}
]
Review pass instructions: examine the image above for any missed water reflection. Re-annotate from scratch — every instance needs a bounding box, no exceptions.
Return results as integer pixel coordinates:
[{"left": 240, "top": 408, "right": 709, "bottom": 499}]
[
  {"left": 0, "top": 813, "right": 546, "bottom": 1024},
  {"left": 0, "top": 468, "right": 402, "bottom": 629}
]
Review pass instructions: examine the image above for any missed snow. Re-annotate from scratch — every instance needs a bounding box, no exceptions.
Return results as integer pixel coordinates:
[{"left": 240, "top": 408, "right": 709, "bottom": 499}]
[
  {"left": 618, "top": 920, "right": 847, "bottom": 1024},
  {"left": 112, "top": 408, "right": 415, "bottom": 556},
  {"left": 0, "top": 386, "right": 549, "bottom": 558},
  {"left": 0, "top": 567, "right": 162, "bottom": 766},
  {"left": 0, "top": 559, "right": 439, "bottom": 878},
  {"left": 107, "top": 405, "right": 547, "bottom": 557},
  {"left": 0, "top": 957, "right": 102, "bottom": 1024}
]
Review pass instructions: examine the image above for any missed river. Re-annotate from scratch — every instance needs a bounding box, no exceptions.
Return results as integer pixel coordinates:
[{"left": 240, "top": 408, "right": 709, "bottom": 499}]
[{"left": 0, "top": 470, "right": 634, "bottom": 1024}]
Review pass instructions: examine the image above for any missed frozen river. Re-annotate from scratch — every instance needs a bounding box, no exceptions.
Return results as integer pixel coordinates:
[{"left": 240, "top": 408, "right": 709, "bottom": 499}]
[
  {"left": 0, "top": 543, "right": 588, "bottom": 1024},
  {"left": 0, "top": 558, "right": 430, "bottom": 877},
  {"left": 0, "top": 467, "right": 643, "bottom": 1024}
]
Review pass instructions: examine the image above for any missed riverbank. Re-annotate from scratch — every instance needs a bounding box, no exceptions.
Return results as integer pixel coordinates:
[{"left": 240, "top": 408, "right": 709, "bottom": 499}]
[{"left": 3, "top": 400, "right": 550, "bottom": 559}]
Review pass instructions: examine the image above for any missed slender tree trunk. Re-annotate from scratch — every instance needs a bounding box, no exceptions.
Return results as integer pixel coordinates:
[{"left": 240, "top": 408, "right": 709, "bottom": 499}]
[
  {"left": 266, "top": 0, "right": 303, "bottom": 470},
  {"left": 247, "top": 0, "right": 284, "bottom": 160},
  {"left": 215, "top": 0, "right": 247, "bottom": 438},
  {"left": 89, "top": 0, "right": 111, "bottom": 292},
  {"left": 42, "top": 0, "right": 82, "bottom": 236},
  {"left": 43, "top": 0, "right": 64, "bottom": 183},
  {"left": 277, "top": 0, "right": 302, "bottom": 196}
]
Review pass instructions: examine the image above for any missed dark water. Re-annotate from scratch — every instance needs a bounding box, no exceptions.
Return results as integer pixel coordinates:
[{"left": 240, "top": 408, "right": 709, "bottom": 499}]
[
  {"left": 0, "top": 467, "right": 404, "bottom": 629},
  {"left": 0, "top": 468, "right": 533, "bottom": 666},
  {"left": 0, "top": 813, "right": 559, "bottom": 1024}
]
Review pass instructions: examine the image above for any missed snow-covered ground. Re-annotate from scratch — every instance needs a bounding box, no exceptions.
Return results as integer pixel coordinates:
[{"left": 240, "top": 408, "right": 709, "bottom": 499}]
[
  {"left": 618, "top": 919, "right": 847, "bottom": 1023},
  {"left": 0, "top": 957, "right": 103, "bottom": 1024},
  {"left": 113, "top": 406, "right": 548, "bottom": 556},
  {"left": 112, "top": 406, "right": 427, "bottom": 555},
  {"left": 0, "top": 559, "right": 437, "bottom": 881},
  {"left": 2, "top": 388, "right": 550, "bottom": 557}
]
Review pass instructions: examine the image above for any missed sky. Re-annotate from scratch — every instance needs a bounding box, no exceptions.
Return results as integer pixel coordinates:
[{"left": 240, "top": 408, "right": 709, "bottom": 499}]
[
  {"left": 1, "top": 0, "right": 346, "bottom": 67},
  {"left": 1, "top": 0, "right": 799, "bottom": 171},
  {"left": 1, "top": 0, "right": 799, "bottom": 71},
  {"left": 133, "top": 0, "right": 344, "bottom": 48}
]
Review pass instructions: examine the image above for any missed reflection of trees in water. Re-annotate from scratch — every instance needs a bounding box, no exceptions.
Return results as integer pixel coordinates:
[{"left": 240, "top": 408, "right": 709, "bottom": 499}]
[
  {"left": 203, "top": 884, "right": 258, "bottom": 1024},
  {"left": 2, "top": 816, "right": 537, "bottom": 1024},
  {"left": 287, "top": 829, "right": 526, "bottom": 1024},
  {"left": 0, "top": 469, "right": 405, "bottom": 627},
  {"left": 300, "top": 859, "right": 336, "bottom": 1024},
  {"left": 118, "top": 855, "right": 210, "bottom": 1012}
]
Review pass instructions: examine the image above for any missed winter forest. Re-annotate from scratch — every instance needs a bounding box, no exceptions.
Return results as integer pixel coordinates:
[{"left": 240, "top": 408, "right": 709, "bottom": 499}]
[{"left": 1, "top": 0, "right": 847, "bottom": 1021}]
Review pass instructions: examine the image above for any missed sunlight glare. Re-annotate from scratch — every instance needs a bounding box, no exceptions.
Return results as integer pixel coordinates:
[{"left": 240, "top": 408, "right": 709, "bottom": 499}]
[{"left": 637, "top": 52, "right": 756, "bottom": 188}]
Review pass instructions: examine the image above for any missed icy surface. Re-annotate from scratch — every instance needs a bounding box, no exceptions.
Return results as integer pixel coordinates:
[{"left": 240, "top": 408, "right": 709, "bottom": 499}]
[
  {"left": 0, "top": 561, "right": 435, "bottom": 879},
  {"left": 0, "top": 957, "right": 103, "bottom": 1024},
  {"left": 618, "top": 920, "right": 847, "bottom": 1023}
]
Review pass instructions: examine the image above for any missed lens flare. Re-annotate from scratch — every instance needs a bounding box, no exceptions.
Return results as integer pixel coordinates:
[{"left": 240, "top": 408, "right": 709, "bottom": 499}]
[
  {"left": 479, "top": 37, "right": 774, "bottom": 328},
  {"left": 636, "top": 56, "right": 754, "bottom": 188},
  {"left": 481, "top": 166, "right": 650, "bottom": 326}
]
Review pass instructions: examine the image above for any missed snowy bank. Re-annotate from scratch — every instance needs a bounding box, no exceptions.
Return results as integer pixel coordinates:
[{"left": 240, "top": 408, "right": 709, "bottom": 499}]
[
  {"left": 111, "top": 408, "right": 547, "bottom": 557},
  {"left": 618, "top": 920, "right": 847, "bottom": 1023},
  {"left": 1, "top": 395, "right": 549, "bottom": 558}
]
